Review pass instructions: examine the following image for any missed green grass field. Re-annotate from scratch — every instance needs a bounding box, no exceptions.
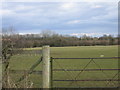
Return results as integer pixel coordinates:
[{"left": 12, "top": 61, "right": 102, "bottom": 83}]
[{"left": 8, "top": 45, "right": 119, "bottom": 88}]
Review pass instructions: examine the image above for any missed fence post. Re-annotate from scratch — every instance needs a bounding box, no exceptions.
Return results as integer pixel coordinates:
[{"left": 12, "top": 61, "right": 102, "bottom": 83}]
[{"left": 42, "top": 45, "right": 51, "bottom": 88}]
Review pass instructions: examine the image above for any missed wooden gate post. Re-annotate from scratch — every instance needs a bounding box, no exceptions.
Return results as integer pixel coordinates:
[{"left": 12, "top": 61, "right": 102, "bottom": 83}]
[{"left": 42, "top": 45, "right": 51, "bottom": 88}]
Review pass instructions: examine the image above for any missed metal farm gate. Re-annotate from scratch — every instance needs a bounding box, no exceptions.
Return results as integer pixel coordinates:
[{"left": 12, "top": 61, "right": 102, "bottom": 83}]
[{"left": 50, "top": 57, "right": 120, "bottom": 88}]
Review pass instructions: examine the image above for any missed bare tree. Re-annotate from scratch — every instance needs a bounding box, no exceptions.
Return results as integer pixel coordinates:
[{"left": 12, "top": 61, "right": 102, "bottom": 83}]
[
  {"left": 40, "top": 30, "right": 56, "bottom": 38},
  {"left": 2, "top": 26, "right": 23, "bottom": 88}
]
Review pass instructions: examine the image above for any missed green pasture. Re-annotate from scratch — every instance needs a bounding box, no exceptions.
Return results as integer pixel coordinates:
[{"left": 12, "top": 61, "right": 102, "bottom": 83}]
[{"left": 8, "top": 45, "right": 119, "bottom": 88}]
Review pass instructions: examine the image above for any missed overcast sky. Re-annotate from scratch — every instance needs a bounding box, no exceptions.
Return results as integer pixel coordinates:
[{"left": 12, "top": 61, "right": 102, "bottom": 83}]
[{"left": 1, "top": 0, "right": 119, "bottom": 37}]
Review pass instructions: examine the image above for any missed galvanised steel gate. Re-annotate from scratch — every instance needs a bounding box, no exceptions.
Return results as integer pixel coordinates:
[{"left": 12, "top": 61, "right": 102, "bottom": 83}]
[{"left": 50, "top": 57, "right": 120, "bottom": 88}]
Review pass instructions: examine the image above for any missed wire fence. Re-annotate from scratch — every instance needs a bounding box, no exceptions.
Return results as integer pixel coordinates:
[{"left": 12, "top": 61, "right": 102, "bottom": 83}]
[
  {"left": 8, "top": 56, "right": 120, "bottom": 88},
  {"left": 13, "top": 50, "right": 42, "bottom": 55}
]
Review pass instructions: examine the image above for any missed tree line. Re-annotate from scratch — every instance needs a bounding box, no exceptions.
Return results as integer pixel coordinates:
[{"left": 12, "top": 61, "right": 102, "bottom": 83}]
[{"left": 2, "top": 27, "right": 119, "bottom": 48}]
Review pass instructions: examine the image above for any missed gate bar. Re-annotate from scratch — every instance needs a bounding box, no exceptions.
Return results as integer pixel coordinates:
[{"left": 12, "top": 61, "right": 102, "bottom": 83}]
[
  {"left": 52, "top": 57, "right": 120, "bottom": 60},
  {"left": 53, "top": 79, "right": 120, "bottom": 81},
  {"left": 53, "top": 69, "right": 120, "bottom": 71}
]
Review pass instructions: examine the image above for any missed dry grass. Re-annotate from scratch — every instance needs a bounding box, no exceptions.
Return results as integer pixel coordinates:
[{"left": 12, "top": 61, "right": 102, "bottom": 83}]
[{"left": 3, "top": 68, "right": 34, "bottom": 88}]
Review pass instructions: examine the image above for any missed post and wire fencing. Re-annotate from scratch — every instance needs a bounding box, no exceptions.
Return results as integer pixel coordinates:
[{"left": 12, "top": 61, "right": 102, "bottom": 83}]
[{"left": 7, "top": 45, "right": 120, "bottom": 88}]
